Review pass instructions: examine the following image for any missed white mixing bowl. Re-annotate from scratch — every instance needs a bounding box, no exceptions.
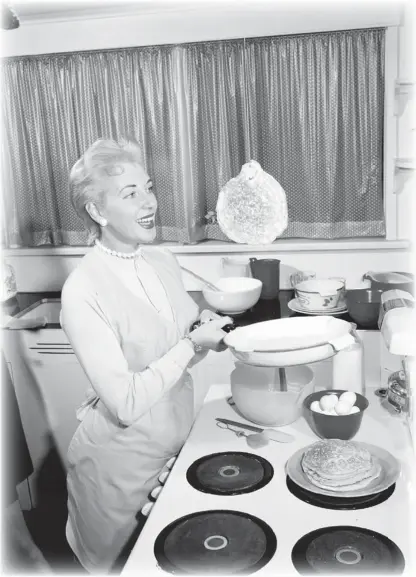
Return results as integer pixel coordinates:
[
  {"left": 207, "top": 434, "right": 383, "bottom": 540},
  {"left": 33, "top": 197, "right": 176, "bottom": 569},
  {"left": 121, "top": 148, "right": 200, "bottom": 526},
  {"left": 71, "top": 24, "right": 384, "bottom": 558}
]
[
  {"left": 202, "top": 277, "right": 262, "bottom": 314},
  {"left": 231, "top": 363, "right": 315, "bottom": 427}
]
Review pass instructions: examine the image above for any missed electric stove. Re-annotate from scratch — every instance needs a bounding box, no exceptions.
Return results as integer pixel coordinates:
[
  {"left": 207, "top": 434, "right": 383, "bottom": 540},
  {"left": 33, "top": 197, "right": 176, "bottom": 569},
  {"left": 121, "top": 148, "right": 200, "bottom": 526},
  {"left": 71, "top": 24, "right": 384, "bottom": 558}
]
[{"left": 121, "top": 342, "right": 415, "bottom": 576}]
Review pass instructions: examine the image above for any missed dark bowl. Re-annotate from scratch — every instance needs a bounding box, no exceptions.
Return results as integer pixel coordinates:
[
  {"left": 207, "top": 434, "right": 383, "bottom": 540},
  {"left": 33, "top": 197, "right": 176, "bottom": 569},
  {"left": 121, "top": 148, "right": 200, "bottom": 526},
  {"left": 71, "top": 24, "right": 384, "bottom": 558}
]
[
  {"left": 345, "top": 289, "right": 384, "bottom": 328},
  {"left": 365, "top": 271, "right": 414, "bottom": 294},
  {"left": 303, "top": 389, "right": 369, "bottom": 440}
]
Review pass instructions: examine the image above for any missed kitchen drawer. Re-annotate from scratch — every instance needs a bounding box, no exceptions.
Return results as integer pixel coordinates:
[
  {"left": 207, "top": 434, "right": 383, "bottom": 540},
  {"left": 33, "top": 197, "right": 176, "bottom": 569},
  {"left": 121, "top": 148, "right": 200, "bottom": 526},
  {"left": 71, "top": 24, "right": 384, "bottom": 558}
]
[
  {"left": 12, "top": 298, "right": 75, "bottom": 364},
  {"left": 20, "top": 329, "right": 75, "bottom": 364}
]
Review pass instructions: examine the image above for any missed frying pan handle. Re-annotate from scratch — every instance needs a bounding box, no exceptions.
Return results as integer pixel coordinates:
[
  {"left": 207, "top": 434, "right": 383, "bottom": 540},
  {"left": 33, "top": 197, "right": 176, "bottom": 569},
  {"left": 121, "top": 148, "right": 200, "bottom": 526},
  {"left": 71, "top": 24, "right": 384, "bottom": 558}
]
[{"left": 191, "top": 319, "right": 236, "bottom": 333}]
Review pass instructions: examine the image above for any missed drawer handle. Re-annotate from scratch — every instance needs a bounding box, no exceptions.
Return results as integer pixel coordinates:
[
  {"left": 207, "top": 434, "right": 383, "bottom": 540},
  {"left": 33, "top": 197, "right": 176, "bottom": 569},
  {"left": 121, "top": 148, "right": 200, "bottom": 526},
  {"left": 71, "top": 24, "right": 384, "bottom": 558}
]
[
  {"left": 30, "top": 344, "right": 74, "bottom": 354},
  {"left": 35, "top": 343, "right": 71, "bottom": 346},
  {"left": 36, "top": 351, "right": 75, "bottom": 355}
]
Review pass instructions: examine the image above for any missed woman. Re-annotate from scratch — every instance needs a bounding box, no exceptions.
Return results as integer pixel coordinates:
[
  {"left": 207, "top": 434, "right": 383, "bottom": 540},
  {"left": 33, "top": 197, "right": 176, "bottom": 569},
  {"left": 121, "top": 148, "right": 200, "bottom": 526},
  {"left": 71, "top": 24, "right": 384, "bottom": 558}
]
[{"left": 60, "top": 138, "right": 231, "bottom": 573}]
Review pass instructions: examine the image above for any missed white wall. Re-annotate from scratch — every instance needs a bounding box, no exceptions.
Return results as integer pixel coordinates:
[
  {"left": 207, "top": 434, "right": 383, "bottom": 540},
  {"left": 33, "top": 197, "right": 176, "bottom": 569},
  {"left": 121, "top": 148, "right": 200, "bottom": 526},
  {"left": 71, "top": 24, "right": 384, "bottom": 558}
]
[
  {"left": 3, "top": 241, "right": 412, "bottom": 292},
  {"left": 1, "top": 2, "right": 404, "bottom": 57}
]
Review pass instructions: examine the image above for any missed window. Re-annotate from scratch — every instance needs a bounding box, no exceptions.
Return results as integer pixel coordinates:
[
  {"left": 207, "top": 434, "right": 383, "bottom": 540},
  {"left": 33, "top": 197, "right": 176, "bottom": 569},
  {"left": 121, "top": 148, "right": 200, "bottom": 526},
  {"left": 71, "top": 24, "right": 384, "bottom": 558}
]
[{"left": 0, "top": 28, "right": 386, "bottom": 247}]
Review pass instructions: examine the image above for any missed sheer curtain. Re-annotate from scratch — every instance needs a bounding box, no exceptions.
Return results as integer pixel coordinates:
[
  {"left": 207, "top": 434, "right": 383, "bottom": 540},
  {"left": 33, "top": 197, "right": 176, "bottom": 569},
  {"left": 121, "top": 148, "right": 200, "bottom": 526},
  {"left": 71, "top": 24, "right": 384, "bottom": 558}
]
[
  {"left": 184, "top": 28, "right": 385, "bottom": 240},
  {"left": 1, "top": 28, "right": 385, "bottom": 247},
  {"left": 182, "top": 40, "right": 248, "bottom": 242},
  {"left": 1, "top": 46, "right": 192, "bottom": 246}
]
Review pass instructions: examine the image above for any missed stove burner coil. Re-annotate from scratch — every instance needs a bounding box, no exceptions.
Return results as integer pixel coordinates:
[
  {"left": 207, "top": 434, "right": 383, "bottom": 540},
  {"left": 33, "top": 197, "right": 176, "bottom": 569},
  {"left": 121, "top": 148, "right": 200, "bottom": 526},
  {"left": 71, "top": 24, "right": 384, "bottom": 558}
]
[
  {"left": 203, "top": 535, "right": 228, "bottom": 551},
  {"left": 334, "top": 546, "right": 362, "bottom": 565},
  {"left": 154, "top": 509, "right": 277, "bottom": 575},
  {"left": 286, "top": 476, "right": 395, "bottom": 510},
  {"left": 186, "top": 452, "right": 273, "bottom": 495},
  {"left": 292, "top": 526, "right": 405, "bottom": 574},
  {"left": 218, "top": 465, "right": 240, "bottom": 477}
]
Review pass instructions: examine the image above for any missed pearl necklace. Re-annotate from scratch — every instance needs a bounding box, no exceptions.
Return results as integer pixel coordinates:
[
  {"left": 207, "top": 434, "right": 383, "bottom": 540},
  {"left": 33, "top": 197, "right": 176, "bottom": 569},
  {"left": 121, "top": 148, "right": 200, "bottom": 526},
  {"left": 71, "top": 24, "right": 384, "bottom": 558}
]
[
  {"left": 95, "top": 238, "right": 177, "bottom": 330},
  {"left": 95, "top": 239, "right": 141, "bottom": 259}
]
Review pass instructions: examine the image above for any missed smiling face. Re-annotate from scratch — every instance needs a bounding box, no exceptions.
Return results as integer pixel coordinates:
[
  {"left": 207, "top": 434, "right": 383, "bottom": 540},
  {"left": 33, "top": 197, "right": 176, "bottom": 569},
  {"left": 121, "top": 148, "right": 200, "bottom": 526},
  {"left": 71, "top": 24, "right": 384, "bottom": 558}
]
[{"left": 97, "top": 162, "right": 158, "bottom": 251}]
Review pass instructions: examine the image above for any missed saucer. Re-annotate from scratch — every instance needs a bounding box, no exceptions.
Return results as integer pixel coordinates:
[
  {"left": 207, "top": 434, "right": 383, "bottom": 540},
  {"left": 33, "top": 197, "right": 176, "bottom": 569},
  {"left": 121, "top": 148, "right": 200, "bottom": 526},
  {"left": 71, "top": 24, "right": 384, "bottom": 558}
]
[{"left": 288, "top": 299, "right": 347, "bottom": 316}]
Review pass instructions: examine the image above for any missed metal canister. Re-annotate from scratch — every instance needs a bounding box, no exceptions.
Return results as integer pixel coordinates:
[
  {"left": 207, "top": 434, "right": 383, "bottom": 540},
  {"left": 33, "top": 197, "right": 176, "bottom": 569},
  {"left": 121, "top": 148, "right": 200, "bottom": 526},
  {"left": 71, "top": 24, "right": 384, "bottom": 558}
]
[{"left": 376, "top": 370, "right": 409, "bottom": 413}]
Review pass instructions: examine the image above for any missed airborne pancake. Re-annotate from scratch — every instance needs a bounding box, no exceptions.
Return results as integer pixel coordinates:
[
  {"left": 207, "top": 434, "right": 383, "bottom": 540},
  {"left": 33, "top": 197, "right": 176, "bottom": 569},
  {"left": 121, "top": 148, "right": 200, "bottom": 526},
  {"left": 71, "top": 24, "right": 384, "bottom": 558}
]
[
  {"left": 216, "top": 160, "right": 288, "bottom": 245},
  {"left": 301, "top": 439, "right": 382, "bottom": 492}
]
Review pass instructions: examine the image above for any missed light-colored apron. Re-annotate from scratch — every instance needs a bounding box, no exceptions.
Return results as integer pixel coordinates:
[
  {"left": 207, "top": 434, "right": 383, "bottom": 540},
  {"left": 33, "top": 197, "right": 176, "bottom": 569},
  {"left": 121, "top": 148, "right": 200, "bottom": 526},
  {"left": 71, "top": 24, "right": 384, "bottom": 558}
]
[{"left": 64, "top": 249, "right": 199, "bottom": 573}]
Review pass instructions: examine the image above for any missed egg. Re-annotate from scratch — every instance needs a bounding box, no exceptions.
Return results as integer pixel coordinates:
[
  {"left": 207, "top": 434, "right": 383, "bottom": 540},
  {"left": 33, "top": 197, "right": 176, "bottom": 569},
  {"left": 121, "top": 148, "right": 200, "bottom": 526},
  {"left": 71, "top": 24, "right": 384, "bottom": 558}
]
[
  {"left": 310, "top": 401, "right": 322, "bottom": 413},
  {"left": 349, "top": 406, "right": 360, "bottom": 414},
  {"left": 339, "top": 391, "right": 357, "bottom": 406},
  {"left": 334, "top": 400, "right": 353, "bottom": 415},
  {"left": 319, "top": 394, "right": 339, "bottom": 412}
]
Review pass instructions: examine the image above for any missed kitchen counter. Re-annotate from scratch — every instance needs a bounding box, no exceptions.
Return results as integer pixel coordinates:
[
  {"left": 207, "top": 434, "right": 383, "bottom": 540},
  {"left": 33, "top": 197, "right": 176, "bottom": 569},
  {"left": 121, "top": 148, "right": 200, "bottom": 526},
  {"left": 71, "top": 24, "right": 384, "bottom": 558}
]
[
  {"left": 3, "top": 290, "right": 378, "bottom": 331},
  {"left": 2, "top": 292, "right": 60, "bottom": 318},
  {"left": 191, "top": 290, "right": 371, "bottom": 329}
]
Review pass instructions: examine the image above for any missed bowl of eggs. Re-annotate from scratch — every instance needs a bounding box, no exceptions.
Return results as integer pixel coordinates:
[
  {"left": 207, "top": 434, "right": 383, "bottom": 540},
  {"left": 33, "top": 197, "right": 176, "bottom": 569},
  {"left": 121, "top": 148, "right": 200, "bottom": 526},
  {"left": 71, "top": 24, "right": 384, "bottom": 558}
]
[{"left": 303, "top": 389, "right": 368, "bottom": 440}]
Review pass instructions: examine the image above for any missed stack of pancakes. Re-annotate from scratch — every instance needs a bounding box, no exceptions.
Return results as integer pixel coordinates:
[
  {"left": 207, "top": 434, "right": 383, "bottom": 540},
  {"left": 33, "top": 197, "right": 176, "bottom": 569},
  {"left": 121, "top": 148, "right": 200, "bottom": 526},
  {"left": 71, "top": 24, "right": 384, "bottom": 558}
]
[{"left": 301, "top": 439, "right": 381, "bottom": 492}]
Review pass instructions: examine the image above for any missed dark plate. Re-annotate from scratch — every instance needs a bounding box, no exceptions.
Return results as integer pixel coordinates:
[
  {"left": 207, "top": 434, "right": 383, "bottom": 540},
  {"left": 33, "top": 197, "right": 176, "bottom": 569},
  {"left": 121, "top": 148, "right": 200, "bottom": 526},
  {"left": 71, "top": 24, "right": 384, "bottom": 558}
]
[
  {"left": 186, "top": 451, "right": 273, "bottom": 495},
  {"left": 292, "top": 525, "right": 405, "bottom": 574},
  {"left": 154, "top": 509, "right": 277, "bottom": 575},
  {"left": 286, "top": 476, "right": 395, "bottom": 510}
]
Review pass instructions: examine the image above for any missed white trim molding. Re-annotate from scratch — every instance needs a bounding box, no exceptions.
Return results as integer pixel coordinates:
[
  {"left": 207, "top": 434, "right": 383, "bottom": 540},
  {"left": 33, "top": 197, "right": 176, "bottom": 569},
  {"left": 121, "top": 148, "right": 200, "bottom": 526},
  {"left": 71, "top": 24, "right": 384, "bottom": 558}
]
[
  {"left": 2, "top": 239, "right": 412, "bottom": 293},
  {"left": 384, "top": 26, "right": 399, "bottom": 241},
  {"left": 2, "top": 239, "right": 411, "bottom": 258},
  {"left": 2, "top": 4, "right": 403, "bottom": 57}
]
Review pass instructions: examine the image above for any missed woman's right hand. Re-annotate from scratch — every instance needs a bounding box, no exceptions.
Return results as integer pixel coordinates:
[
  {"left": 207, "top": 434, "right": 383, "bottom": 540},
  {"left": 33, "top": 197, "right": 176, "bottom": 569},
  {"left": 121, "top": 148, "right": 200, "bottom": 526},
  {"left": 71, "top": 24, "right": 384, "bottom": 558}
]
[{"left": 188, "top": 316, "right": 232, "bottom": 351}]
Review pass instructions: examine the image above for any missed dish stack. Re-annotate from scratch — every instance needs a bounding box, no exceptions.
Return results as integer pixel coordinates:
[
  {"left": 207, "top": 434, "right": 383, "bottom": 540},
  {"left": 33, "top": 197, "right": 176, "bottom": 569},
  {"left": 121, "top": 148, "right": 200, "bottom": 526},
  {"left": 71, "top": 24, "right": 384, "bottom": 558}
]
[{"left": 289, "top": 276, "right": 347, "bottom": 316}]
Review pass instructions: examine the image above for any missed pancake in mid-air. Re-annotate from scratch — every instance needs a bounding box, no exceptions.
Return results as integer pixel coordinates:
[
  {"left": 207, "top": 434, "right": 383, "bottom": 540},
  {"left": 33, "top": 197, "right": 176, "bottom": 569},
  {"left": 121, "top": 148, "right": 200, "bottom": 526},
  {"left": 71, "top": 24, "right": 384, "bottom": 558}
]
[{"left": 301, "top": 439, "right": 381, "bottom": 492}]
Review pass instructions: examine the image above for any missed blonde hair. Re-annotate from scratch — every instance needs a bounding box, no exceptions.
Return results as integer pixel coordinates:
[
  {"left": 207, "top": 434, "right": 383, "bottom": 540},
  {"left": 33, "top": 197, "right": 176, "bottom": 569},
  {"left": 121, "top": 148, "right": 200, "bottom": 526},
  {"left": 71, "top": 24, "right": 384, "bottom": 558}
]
[{"left": 69, "top": 138, "right": 144, "bottom": 242}]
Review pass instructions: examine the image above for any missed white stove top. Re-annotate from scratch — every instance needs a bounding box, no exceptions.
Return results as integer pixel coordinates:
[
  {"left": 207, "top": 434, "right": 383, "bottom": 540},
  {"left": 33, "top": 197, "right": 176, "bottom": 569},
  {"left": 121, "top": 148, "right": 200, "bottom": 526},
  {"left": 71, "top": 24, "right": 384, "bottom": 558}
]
[{"left": 121, "top": 381, "right": 415, "bottom": 576}]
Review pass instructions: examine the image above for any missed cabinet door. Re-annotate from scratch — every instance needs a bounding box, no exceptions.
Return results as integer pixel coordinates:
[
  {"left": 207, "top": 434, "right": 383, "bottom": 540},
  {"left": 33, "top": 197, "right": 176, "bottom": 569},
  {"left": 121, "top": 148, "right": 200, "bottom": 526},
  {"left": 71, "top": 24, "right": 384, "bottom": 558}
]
[
  {"left": 19, "top": 329, "right": 90, "bottom": 467},
  {"left": 2, "top": 331, "right": 50, "bottom": 474},
  {"left": 27, "top": 358, "right": 90, "bottom": 467},
  {"left": 5, "top": 328, "right": 91, "bottom": 469}
]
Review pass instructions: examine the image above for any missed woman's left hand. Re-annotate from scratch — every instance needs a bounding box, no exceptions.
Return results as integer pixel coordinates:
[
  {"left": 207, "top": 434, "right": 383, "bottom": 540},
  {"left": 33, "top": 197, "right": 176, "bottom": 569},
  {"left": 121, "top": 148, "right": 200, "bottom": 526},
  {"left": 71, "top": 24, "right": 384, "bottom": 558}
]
[{"left": 190, "top": 310, "right": 232, "bottom": 353}]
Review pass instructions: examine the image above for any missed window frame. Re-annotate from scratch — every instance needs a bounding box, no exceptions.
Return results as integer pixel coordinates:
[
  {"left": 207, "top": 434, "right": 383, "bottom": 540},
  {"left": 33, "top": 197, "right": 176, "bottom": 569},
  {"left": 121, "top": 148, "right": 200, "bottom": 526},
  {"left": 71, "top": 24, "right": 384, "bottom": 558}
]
[{"left": 384, "top": 25, "right": 399, "bottom": 241}]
